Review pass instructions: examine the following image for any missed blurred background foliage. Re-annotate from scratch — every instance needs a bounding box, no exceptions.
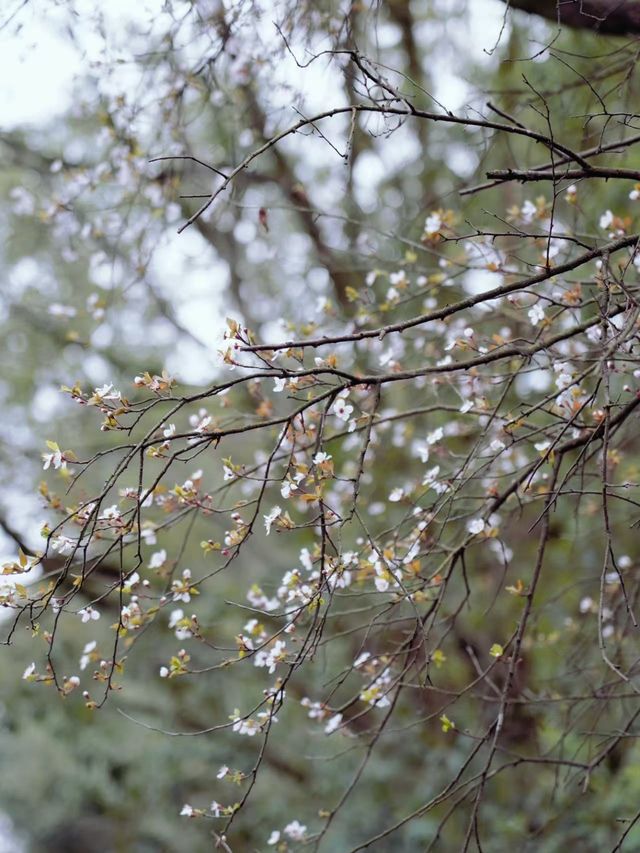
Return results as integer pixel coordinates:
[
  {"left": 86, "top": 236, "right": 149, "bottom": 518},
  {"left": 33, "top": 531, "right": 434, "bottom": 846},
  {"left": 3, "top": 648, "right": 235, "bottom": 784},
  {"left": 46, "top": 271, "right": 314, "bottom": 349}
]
[{"left": 2, "top": 0, "right": 640, "bottom": 850}]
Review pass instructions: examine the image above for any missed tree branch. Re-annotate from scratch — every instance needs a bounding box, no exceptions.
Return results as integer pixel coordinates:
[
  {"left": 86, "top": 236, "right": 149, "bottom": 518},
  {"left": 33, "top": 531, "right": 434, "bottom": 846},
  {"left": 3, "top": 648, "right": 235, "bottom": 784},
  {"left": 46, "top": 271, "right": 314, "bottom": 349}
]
[{"left": 500, "top": 0, "right": 640, "bottom": 35}]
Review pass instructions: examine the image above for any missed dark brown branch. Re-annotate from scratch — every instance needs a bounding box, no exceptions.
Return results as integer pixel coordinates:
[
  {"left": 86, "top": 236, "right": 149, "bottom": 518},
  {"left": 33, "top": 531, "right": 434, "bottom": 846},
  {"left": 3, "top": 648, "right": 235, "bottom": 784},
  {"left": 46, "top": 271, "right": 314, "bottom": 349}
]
[
  {"left": 500, "top": 0, "right": 640, "bottom": 35},
  {"left": 486, "top": 166, "right": 640, "bottom": 183},
  {"left": 238, "top": 231, "right": 640, "bottom": 352},
  {"left": 461, "top": 131, "right": 640, "bottom": 196}
]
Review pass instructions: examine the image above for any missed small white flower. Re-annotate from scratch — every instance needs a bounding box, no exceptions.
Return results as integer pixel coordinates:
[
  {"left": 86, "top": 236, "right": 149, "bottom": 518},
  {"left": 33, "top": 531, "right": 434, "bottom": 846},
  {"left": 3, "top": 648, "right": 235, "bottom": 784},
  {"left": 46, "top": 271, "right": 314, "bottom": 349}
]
[
  {"left": 586, "top": 325, "right": 603, "bottom": 343},
  {"left": 231, "top": 713, "right": 261, "bottom": 736},
  {"left": 354, "top": 652, "right": 371, "bottom": 669},
  {"left": 22, "top": 662, "right": 36, "bottom": 680},
  {"left": 159, "top": 666, "right": 169, "bottom": 678},
  {"left": 94, "top": 383, "right": 121, "bottom": 402},
  {"left": 467, "top": 518, "right": 485, "bottom": 535},
  {"left": 424, "top": 212, "right": 442, "bottom": 237},
  {"left": 51, "top": 535, "right": 76, "bottom": 555},
  {"left": 273, "top": 377, "right": 287, "bottom": 393},
  {"left": 300, "top": 548, "right": 313, "bottom": 572},
  {"left": 100, "top": 504, "right": 121, "bottom": 522},
  {"left": 170, "top": 610, "right": 193, "bottom": 640},
  {"left": 460, "top": 400, "right": 473, "bottom": 414},
  {"left": 412, "top": 440, "right": 430, "bottom": 463},
  {"left": 528, "top": 303, "right": 545, "bottom": 326},
  {"left": 520, "top": 199, "right": 537, "bottom": 223},
  {"left": 490, "top": 439, "right": 505, "bottom": 452},
  {"left": 422, "top": 465, "right": 441, "bottom": 488},
  {"left": 264, "top": 506, "right": 282, "bottom": 535},
  {"left": 280, "top": 480, "right": 297, "bottom": 499},
  {"left": 171, "top": 568, "right": 193, "bottom": 603},
  {"left": 313, "top": 451, "right": 332, "bottom": 465},
  {"left": 325, "top": 713, "right": 343, "bottom": 734},
  {"left": 216, "top": 765, "right": 229, "bottom": 779},
  {"left": 78, "top": 606, "right": 100, "bottom": 623},
  {"left": 284, "top": 820, "right": 307, "bottom": 841},
  {"left": 140, "top": 526, "right": 157, "bottom": 545},
  {"left": 267, "top": 831, "right": 281, "bottom": 845},
  {"left": 332, "top": 397, "right": 354, "bottom": 422},
  {"left": 169, "top": 609, "right": 184, "bottom": 628},
  {"left": 180, "top": 804, "right": 194, "bottom": 817},
  {"left": 148, "top": 549, "right": 167, "bottom": 569},
  {"left": 80, "top": 640, "right": 97, "bottom": 671},
  {"left": 599, "top": 210, "right": 614, "bottom": 230},
  {"left": 389, "top": 488, "right": 404, "bottom": 502},
  {"left": 42, "top": 448, "right": 66, "bottom": 470},
  {"left": 427, "top": 427, "right": 443, "bottom": 445},
  {"left": 122, "top": 572, "right": 140, "bottom": 592},
  {"left": 254, "top": 639, "right": 287, "bottom": 674}
]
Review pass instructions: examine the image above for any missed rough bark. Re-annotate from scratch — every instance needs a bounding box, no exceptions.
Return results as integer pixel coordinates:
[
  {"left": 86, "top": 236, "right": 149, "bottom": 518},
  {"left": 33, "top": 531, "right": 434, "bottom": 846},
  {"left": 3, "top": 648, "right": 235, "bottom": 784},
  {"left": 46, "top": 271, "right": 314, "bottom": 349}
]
[{"left": 501, "top": 0, "right": 640, "bottom": 35}]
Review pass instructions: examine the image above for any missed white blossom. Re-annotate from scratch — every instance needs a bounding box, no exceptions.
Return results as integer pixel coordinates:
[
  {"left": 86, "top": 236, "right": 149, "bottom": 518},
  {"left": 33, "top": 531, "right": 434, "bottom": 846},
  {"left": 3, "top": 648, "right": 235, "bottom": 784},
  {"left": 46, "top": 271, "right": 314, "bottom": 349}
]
[
  {"left": 80, "top": 640, "right": 97, "bottom": 671},
  {"left": 284, "top": 820, "right": 307, "bottom": 841},
  {"left": 264, "top": 506, "right": 282, "bottom": 535},
  {"left": 599, "top": 210, "right": 614, "bottom": 230},
  {"left": 79, "top": 606, "right": 100, "bottom": 623},
  {"left": 280, "top": 480, "right": 297, "bottom": 499},
  {"left": 424, "top": 212, "right": 442, "bottom": 237},
  {"left": 332, "top": 396, "right": 354, "bottom": 422},
  {"left": 528, "top": 303, "right": 546, "bottom": 326},
  {"left": 325, "top": 713, "right": 343, "bottom": 734},
  {"left": 148, "top": 549, "right": 167, "bottom": 569},
  {"left": 42, "top": 449, "right": 66, "bottom": 470},
  {"left": 467, "top": 518, "right": 485, "bottom": 535}
]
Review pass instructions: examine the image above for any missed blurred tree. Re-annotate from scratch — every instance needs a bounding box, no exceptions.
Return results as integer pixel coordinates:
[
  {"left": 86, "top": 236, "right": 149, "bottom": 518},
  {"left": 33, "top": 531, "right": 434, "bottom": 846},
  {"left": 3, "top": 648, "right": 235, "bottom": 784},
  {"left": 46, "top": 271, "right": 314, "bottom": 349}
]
[{"left": 3, "top": 1, "right": 640, "bottom": 851}]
